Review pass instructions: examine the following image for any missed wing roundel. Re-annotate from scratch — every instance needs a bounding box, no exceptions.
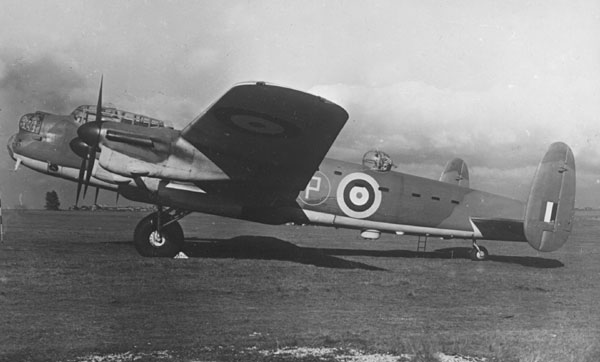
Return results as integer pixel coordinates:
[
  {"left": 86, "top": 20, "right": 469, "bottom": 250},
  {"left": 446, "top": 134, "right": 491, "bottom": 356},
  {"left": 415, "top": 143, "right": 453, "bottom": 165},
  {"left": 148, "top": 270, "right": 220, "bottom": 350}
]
[{"left": 181, "top": 82, "right": 349, "bottom": 203}]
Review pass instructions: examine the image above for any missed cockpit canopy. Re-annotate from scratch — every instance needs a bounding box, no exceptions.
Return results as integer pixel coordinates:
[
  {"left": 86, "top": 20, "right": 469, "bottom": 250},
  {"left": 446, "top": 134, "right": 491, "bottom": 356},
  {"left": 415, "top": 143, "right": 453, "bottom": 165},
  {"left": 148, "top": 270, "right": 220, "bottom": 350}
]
[
  {"left": 70, "top": 105, "right": 169, "bottom": 128},
  {"left": 362, "top": 150, "right": 394, "bottom": 172}
]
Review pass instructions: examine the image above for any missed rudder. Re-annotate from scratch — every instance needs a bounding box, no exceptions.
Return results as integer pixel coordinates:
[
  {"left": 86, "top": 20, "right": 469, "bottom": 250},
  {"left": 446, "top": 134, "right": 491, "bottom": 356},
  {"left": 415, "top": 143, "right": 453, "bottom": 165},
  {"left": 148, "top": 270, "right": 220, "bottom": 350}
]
[{"left": 524, "top": 142, "right": 576, "bottom": 252}]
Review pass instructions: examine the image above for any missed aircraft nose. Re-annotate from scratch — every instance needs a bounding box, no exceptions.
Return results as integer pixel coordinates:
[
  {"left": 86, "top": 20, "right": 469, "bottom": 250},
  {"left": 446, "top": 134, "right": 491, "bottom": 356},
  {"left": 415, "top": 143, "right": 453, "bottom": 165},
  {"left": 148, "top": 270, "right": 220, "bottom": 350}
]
[{"left": 7, "top": 133, "right": 17, "bottom": 160}]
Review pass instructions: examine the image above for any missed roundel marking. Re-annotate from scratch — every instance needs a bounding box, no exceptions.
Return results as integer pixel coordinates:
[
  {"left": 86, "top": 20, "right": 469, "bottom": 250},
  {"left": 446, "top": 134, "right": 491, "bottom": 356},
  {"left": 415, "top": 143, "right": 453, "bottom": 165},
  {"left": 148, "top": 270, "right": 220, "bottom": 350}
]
[
  {"left": 299, "top": 171, "right": 331, "bottom": 206},
  {"left": 231, "top": 114, "right": 285, "bottom": 135},
  {"left": 215, "top": 107, "right": 300, "bottom": 138},
  {"left": 336, "top": 172, "right": 382, "bottom": 219}
]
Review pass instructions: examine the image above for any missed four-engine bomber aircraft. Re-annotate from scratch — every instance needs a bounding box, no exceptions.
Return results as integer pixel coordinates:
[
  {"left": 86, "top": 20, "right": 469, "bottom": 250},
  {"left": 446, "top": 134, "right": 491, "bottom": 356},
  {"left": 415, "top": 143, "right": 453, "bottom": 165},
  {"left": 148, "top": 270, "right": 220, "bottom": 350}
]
[{"left": 7, "top": 80, "right": 576, "bottom": 260}]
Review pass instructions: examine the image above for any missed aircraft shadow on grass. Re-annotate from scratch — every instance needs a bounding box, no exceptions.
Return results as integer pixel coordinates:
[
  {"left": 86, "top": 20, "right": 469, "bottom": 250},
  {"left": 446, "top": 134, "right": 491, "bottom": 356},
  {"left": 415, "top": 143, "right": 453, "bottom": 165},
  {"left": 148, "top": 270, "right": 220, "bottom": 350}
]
[
  {"left": 180, "top": 236, "right": 564, "bottom": 269},
  {"left": 182, "top": 236, "right": 385, "bottom": 271},
  {"left": 326, "top": 246, "right": 564, "bottom": 269}
]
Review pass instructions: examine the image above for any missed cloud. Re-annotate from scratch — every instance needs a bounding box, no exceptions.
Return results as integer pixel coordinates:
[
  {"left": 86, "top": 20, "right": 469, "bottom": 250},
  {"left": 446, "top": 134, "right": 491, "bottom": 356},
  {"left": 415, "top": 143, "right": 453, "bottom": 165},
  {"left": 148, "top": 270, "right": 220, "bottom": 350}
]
[
  {"left": 0, "top": 52, "right": 89, "bottom": 115},
  {"left": 311, "top": 75, "right": 600, "bottom": 172},
  {"left": 0, "top": 58, "right": 5, "bottom": 80},
  {"left": 0, "top": 0, "right": 598, "bottom": 207},
  {"left": 178, "top": 47, "right": 222, "bottom": 75}
]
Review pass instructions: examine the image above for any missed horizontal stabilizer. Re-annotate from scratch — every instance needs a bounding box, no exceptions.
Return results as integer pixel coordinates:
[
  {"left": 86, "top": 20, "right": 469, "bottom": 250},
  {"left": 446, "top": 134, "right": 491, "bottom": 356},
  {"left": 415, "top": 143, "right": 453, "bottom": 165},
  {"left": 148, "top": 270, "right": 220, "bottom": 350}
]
[
  {"left": 439, "top": 158, "right": 469, "bottom": 187},
  {"left": 470, "top": 217, "right": 526, "bottom": 242},
  {"left": 524, "top": 142, "right": 576, "bottom": 252}
]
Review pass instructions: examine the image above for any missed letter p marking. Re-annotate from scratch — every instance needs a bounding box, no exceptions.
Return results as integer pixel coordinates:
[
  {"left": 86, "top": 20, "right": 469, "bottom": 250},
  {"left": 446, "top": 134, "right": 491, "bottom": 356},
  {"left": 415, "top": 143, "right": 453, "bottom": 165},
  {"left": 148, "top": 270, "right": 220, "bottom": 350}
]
[{"left": 305, "top": 176, "right": 322, "bottom": 200}]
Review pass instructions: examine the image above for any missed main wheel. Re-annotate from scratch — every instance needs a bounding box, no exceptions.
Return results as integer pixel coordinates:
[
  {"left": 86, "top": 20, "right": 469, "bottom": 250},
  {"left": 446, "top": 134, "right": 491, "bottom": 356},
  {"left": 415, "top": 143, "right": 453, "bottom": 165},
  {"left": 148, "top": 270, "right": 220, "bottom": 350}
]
[
  {"left": 133, "top": 213, "right": 184, "bottom": 257},
  {"left": 469, "top": 246, "right": 489, "bottom": 261}
]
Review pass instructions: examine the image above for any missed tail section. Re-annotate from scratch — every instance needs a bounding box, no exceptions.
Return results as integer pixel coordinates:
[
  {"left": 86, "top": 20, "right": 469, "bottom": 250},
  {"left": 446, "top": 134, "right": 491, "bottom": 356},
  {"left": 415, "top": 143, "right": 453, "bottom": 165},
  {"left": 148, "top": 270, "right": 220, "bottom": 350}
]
[
  {"left": 439, "top": 158, "right": 469, "bottom": 187},
  {"left": 524, "top": 142, "right": 576, "bottom": 252}
]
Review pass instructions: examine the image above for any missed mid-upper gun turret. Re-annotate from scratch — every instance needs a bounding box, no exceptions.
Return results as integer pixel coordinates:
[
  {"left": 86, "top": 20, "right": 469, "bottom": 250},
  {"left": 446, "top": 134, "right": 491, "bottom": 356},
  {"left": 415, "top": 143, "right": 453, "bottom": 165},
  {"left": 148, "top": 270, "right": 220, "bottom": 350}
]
[{"left": 362, "top": 150, "right": 394, "bottom": 172}]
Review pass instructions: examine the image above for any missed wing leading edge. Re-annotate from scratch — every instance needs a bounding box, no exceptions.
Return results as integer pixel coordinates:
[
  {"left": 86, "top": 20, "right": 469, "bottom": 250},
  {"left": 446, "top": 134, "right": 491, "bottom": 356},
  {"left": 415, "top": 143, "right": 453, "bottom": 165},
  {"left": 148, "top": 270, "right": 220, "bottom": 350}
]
[{"left": 181, "top": 82, "right": 349, "bottom": 204}]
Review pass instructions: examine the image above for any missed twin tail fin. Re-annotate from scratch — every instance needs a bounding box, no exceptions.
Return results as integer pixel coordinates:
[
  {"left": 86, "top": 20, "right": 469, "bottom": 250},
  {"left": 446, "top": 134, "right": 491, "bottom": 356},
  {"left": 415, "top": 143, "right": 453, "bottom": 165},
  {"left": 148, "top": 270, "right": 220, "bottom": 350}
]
[{"left": 524, "top": 142, "right": 576, "bottom": 252}]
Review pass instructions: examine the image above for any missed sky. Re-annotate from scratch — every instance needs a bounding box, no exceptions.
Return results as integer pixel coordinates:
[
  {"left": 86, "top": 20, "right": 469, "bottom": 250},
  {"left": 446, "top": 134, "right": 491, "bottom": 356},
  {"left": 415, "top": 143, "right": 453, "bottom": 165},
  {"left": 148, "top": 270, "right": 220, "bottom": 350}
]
[{"left": 0, "top": 0, "right": 599, "bottom": 208}]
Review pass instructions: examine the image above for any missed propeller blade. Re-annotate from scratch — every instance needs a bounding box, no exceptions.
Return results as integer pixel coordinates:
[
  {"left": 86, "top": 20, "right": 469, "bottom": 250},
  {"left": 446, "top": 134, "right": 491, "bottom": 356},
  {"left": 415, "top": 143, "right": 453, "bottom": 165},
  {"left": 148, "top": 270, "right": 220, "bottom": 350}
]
[
  {"left": 83, "top": 147, "right": 96, "bottom": 198},
  {"left": 82, "top": 76, "right": 104, "bottom": 199},
  {"left": 75, "top": 157, "right": 86, "bottom": 206},
  {"left": 115, "top": 191, "right": 120, "bottom": 205},
  {"left": 95, "top": 75, "right": 103, "bottom": 123},
  {"left": 94, "top": 187, "right": 100, "bottom": 205}
]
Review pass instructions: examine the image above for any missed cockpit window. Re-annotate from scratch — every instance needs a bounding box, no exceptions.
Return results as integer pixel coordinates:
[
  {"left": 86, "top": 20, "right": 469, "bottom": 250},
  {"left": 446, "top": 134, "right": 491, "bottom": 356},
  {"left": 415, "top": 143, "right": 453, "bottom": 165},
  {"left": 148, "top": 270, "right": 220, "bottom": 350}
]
[
  {"left": 71, "top": 105, "right": 168, "bottom": 128},
  {"left": 19, "top": 113, "right": 44, "bottom": 134}
]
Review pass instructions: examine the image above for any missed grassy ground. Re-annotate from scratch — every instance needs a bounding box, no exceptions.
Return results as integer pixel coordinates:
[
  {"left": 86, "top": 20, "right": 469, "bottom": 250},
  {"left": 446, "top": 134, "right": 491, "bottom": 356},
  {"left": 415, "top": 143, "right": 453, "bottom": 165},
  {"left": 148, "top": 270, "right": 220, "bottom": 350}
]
[{"left": 1, "top": 209, "right": 599, "bottom": 361}]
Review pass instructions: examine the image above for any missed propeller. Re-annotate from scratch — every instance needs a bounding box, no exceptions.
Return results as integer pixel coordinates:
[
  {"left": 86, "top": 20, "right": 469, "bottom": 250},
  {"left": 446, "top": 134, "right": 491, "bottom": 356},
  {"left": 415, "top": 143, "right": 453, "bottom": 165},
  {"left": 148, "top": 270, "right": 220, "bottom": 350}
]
[
  {"left": 94, "top": 187, "right": 100, "bottom": 206},
  {"left": 70, "top": 76, "right": 104, "bottom": 206},
  {"left": 81, "top": 76, "right": 104, "bottom": 197},
  {"left": 75, "top": 157, "right": 86, "bottom": 207},
  {"left": 69, "top": 138, "right": 89, "bottom": 207}
]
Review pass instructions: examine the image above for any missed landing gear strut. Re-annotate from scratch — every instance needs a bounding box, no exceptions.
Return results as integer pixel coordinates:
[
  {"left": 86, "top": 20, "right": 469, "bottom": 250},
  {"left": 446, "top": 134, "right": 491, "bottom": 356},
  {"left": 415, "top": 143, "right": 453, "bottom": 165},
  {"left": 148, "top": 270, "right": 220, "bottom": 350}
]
[
  {"left": 133, "top": 207, "right": 191, "bottom": 257},
  {"left": 469, "top": 240, "right": 489, "bottom": 261}
]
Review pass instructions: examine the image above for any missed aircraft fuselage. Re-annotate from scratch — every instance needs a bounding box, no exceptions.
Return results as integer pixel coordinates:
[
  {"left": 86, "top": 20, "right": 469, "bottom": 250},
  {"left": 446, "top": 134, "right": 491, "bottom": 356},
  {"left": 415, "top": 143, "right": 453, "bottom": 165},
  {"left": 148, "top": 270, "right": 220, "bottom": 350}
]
[{"left": 296, "top": 158, "right": 525, "bottom": 240}]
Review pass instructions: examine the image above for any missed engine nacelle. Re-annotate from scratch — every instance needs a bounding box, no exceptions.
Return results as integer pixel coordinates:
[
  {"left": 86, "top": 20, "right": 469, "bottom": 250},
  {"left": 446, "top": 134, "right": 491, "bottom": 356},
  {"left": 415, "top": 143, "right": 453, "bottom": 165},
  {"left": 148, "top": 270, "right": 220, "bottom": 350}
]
[{"left": 98, "top": 136, "right": 229, "bottom": 182}]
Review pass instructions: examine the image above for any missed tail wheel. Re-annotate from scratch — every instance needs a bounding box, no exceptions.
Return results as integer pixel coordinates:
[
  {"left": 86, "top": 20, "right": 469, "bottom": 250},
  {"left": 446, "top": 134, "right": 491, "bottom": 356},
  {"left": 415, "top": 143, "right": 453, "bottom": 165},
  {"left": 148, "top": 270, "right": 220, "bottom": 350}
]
[
  {"left": 133, "top": 212, "right": 184, "bottom": 257},
  {"left": 469, "top": 246, "right": 489, "bottom": 261}
]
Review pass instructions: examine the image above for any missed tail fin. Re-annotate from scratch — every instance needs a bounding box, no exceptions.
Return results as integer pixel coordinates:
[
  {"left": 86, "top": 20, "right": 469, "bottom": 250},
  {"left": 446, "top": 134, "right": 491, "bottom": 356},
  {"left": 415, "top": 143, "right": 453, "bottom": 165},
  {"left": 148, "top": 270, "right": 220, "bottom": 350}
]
[
  {"left": 439, "top": 158, "right": 469, "bottom": 187},
  {"left": 524, "top": 142, "right": 576, "bottom": 252}
]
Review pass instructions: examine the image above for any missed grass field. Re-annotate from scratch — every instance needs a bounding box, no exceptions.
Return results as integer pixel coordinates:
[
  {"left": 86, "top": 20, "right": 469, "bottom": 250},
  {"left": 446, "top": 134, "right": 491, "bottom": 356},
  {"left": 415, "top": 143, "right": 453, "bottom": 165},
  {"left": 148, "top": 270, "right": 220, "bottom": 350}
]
[{"left": 1, "top": 209, "right": 599, "bottom": 362}]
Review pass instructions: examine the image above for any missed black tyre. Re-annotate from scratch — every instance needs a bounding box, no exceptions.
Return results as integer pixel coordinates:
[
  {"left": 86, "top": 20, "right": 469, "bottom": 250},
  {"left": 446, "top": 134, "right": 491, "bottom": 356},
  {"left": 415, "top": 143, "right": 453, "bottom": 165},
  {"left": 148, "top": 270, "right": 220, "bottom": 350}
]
[
  {"left": 133, "top": 213, "right": 184, "bottom": 257},
  {"left": 469, "top": 246, "right": 489, "bottom": 261}
]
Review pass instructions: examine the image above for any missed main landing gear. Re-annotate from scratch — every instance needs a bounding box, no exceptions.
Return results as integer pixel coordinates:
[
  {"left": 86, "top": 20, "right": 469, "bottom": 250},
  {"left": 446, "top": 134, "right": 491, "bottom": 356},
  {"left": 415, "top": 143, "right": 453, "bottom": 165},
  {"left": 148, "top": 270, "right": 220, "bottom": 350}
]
[
  {"left": 470, "top": 240, "right": 489, "bottom": 261},
  {"left": 133, "top": 207, "right": 191, "bottom": 257}
]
